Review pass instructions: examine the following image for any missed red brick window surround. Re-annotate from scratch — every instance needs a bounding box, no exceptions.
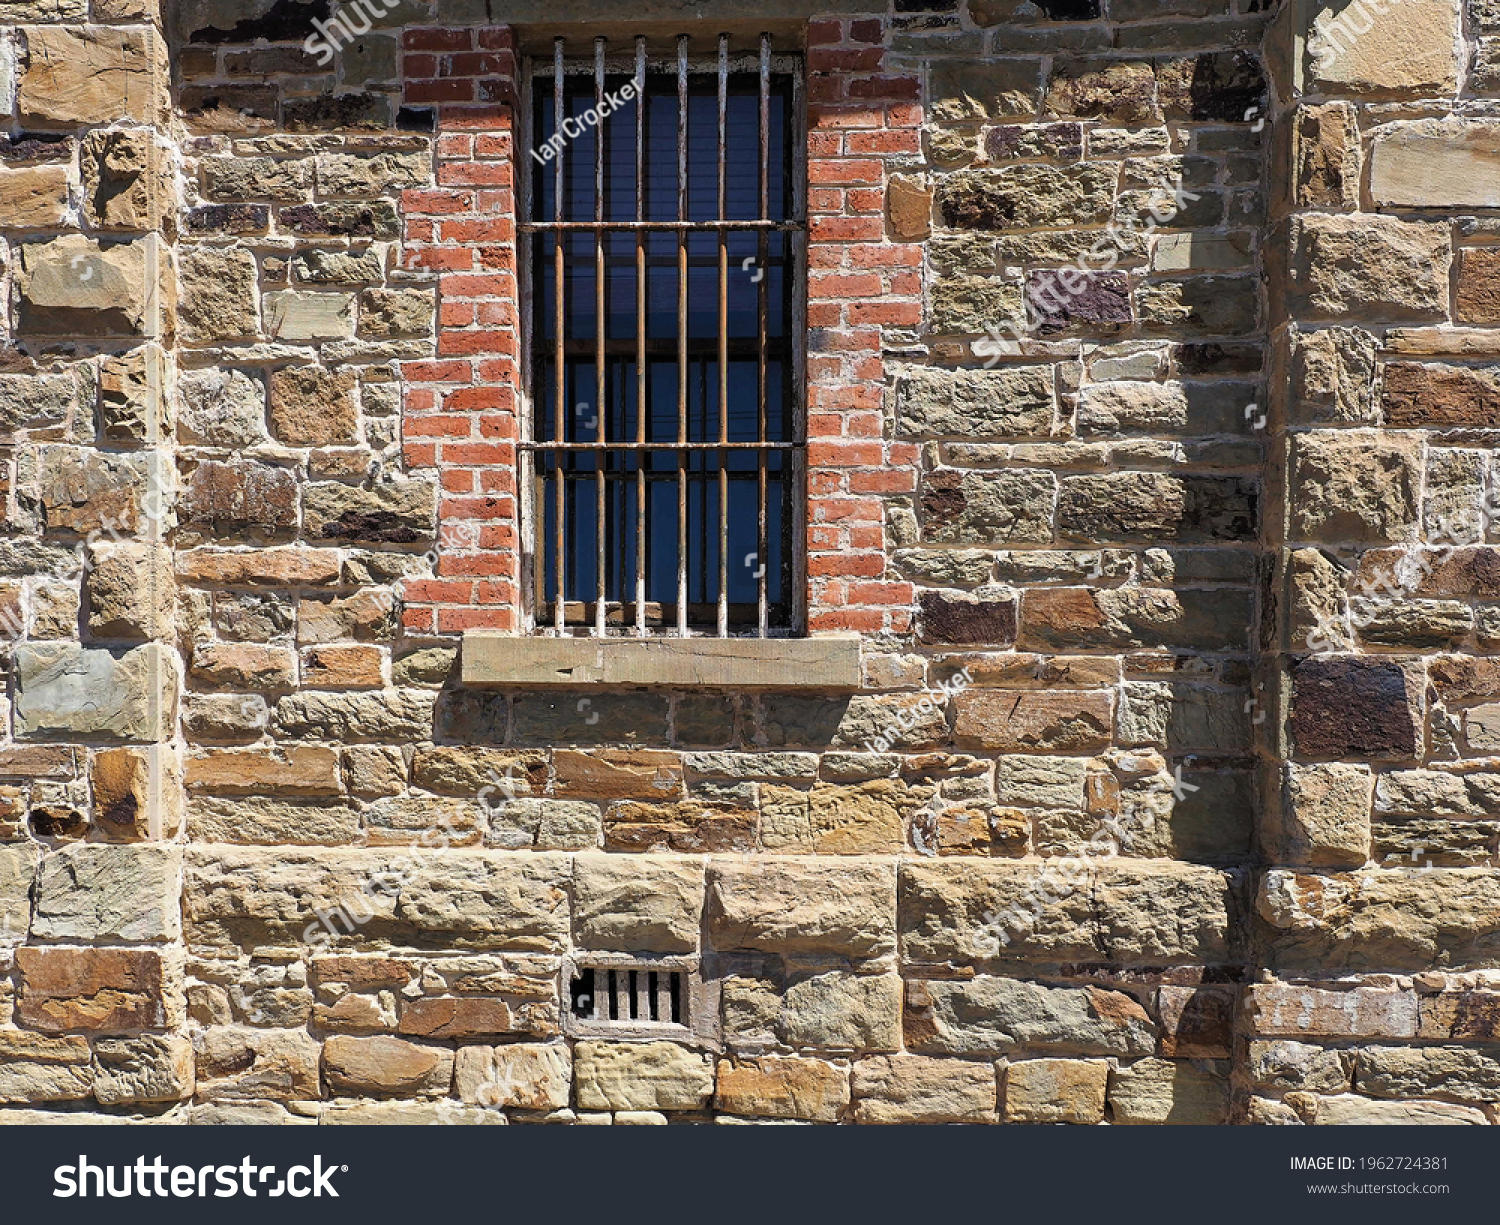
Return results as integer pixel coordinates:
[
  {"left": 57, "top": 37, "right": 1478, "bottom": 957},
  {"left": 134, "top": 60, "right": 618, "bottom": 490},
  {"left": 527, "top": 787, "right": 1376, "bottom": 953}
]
[{"left": 399, "top": 17, "right": 921, "bottom": 640}]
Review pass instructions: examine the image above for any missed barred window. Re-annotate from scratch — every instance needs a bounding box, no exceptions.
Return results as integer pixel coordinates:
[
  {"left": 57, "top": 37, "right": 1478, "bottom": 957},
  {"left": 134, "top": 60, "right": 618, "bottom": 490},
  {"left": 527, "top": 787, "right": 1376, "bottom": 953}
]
[{"left": 522, "top": 33, "right": 805, "bottom": 638}]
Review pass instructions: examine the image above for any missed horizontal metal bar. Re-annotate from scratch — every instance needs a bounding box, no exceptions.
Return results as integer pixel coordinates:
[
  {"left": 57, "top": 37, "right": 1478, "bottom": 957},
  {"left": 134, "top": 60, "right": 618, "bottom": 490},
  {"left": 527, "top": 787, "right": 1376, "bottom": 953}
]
[
  {"left": 531, "top": 53, "right": 801, "bottom": 77},
  {"left": 522, "top": 219, "right": 802, "bottom": 232},
  {"left": 521, "top": 441, "right": 797, "bottom": 451}
]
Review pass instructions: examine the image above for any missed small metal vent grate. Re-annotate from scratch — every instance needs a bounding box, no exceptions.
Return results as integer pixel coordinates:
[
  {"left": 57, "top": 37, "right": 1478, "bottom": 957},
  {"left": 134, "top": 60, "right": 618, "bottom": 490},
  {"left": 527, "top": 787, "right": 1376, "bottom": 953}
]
[{"left": 571, "top": 966, "right": 684, "bottom": 1024}]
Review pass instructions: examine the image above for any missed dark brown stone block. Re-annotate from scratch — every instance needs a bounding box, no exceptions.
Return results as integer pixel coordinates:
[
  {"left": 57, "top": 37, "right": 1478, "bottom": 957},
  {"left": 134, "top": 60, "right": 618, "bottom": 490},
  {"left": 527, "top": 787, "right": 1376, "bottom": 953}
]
[{"left": 1290, "top": 656, "right": 1418, "bottom": 760}]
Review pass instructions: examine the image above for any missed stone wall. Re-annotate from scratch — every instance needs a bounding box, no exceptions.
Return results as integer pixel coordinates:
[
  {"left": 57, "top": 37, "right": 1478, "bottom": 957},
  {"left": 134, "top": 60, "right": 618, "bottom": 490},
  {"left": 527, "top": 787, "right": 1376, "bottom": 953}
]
[{"left": 0, "top": 0, "right": 1494, "bottom": 1124}]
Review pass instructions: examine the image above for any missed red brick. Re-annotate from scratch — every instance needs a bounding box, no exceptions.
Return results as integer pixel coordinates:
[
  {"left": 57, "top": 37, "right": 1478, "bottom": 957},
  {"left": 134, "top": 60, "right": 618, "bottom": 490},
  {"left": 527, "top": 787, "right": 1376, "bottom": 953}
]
[{"left": 407, "top": 78, "right": 475, "bottom": 104}]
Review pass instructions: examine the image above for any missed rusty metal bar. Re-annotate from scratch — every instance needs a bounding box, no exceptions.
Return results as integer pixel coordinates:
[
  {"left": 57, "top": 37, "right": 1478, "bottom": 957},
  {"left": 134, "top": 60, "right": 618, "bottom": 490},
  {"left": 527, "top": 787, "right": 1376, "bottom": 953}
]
[
  {"left": 552, "top": 36, "right": 567, "bottom": 636},
  {"left": 521, "top": 219, "right": 798, "bottom": 231},
  {"left": 675, "top": 33, "right": 689, "bottom": 638},
  {"left": 594, "top": 36, "right": 607, "bottom": 639},
  {"left": 717, "top": 33, "right": 729, "bottom": 639},
  {"left": 756, "top": 32, "right": 771, "bottom": 638},
  {"left": 634, "top": 36, "right": 647, "bottom": 638}
]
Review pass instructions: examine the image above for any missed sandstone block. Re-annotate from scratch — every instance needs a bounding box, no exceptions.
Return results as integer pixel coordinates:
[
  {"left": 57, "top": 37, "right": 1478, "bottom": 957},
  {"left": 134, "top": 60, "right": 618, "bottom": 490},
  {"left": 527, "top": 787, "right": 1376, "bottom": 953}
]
[
  {"left": 1248, "top": 1041, "right": 1353, "bottom": 1093},
  {"left": 19, "top": 26, "right": 162, "bottom": 125},
  {"left": 301, "top": 644, "right": 385, "bottom": 690},
  {"left": 1301, "top": 1094, "right": 1486, "bottom": 1125},
  {"left": 1371, "top": 119, "right": 1500, "bottom": 208},
  {"left": 759, "top": 780, "right": 912, "bottom": 855},
  {"left": 1057, "top": 473, "right": 1256, "bottom": 543},
  {"left": 323, "top": 1035, "right": 452, "bottom": 1097},
  {"left": 1356, "top": 1045, "right": 1500, "bottom": 1104},
  {"left": 851, "top": 1055, "right": 996, "bottom": 1124},
  {"left": 16, "top": 236, "right": 159, "bottom": 337},
  {"left": 34, "top": 843, "right": 181, "bottom": 941},
  {"left": 86, "top": 542, "right": 173, "bottom": 641},
  {"left": 706, "top": 858, "right": 896, "bottom": 956},
  {"left": 1287, "top": 214, "right": 1448, "bottom": 322},
  {"left": 900, "top": 859, "right": 1233, "bottom": 965},
  {"left": 181, "top": 460, "right": 298, "bottom": 536},
  {"left": 1292, "top": 103, "right": 1360, "bottom": 210},
  {"left": 1259, "top": 870, "right": 1500, "bottom": 973},
  {"left": 1289, "top": 656, "right": 1419, "bottom": 760},
  {"left": 268, "top": 365, "right": 358, "bottom": 446},
  {"left": 303, "top": 480, "right": 436, "bottom": 545},
  {"left": 275, "top": 689, "right": 435, "bottom": 740},
  {"left": 82, "top": 128, "right": 168, "bottom": 231},
  {"left": 0, "top": 1061, "right": 92, "bottom": 1104},
  {"left": 781, "top": 972, "right": 902, "bottom": 1053},
  {"left": 190, "top": 643, "right": 296, "bottom": 691},
  {"left": 176, "top": 368, "right": 267, "bottom": 447},
  {"left": 0, "top": 165, "right": 68, "bottom": 229},
  {"left": 893, "top": 365, "right": 1054, "bottom": 439},
  {"left": 189, "top": 796, "right": 360, "bottom": 846},
  {"left": 398, "top": 998, "right": 524, "bottom": 1040},
  {"left": 1289, "top": 325, "right": 1377, "bottom": 423},
  {"left": 194, "top": 1028, "right": 321, "bottom": 1102},
  {"left": 920, "top": 470, "right": 1054, "bottom": 544},
  {"left": 360, "top": 288, "right": 434, "bottom": 338},
  {"left": 714, "top": 1057, "right": 850, "bottom": 1122},
  {"left": 936, "top": 165, "right": 1116, "bottom": 231},
  {"left": 574, "top": 1041, "right": 713, "bottom": 1112},
  {"left": 906, "top": 977, "right": 1156, "bottom": 1056},
  {"left": 179, "top": 247, "right": 260, "bottom": 343},
  {"left": 186, "top": 747, "right": 342, "bottom": 797},
  {"left": 16, "top": 946, "right": 180, "bottom": 1033},
  {"left": 1290, "top": 431, "right": 1421, "bottom": 544},
  {"left": 0, "top": 843, "right": 39, "bottom": 943},
  {"left": 1157, "top": 985, "right": 1235, "bottom": 1058},
  {"left": 15, "top": 643, "right": 177, "bottom": 742},
  {"left": 954, "top": 690, "right": 1113, "bottom": 752},
  {"left": 1274, "top": 762, "right": 1373, "bottom": 869},
  {"left": 456, "top": 1043, "right": 571, "bottom": 1111},
  {"left": 572, "top": 854, "right": 702, "bottom": 953},
  {"left": 1003, "top": 1058, "right": 1108, "bottom": 1124},
  {"left": 1109, "top": 1057, "right": 1229, "bottom": 1124},
  {"left": 93, "top": 1035, "right": 194, "bottom": 1105}
]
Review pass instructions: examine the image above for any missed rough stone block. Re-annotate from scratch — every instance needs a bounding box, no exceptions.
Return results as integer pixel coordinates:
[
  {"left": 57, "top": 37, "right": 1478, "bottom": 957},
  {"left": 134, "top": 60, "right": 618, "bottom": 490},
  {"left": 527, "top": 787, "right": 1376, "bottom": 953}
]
[
  {"left": 851, "top": 1055, "right": 996, "bottom": 1124},
  {"left": 16, "top": 236, "right": 160, "bottom": 337},
  {"left": 574, "top": 1041, "right": 713, "bottom": 1111},
  {"left": 34, "top": 843, "right": 181, "bottom": 941},
  {"left": 14, "top": 643, "right": 178, "bottom": 742},
  {"left": 905, "top": 977, "right": 1156, "bottom": 1056},
  {"left": 93, "top": 1035, "right": 194, "bottom": 1105},
  {"left": 16, "top": 946, "right": 180, "bottom": 1033},
  {"left": 572, "top": 854, "right": 702, "bottom": 953},
  {"left": 1289, "top": 657, "right": 1419, "bottom": 760},
  {"left": 1003, "top": 1058, "right": 1108, "bottom": 1124},
  {"left": 1272, "top": 762, "right": 1372, "bottom": 868},
  {"left": 706, "top": 858, "right": 896, "bottom": 956},
  {"left": 19, "top": 26, "right": 163, "bottom": 125},
  {"left": 780, "top": 972, "right": 902, "bottom": 1053},
  {"left": 1286, "top": 214, "right": 1449, "bottom": 322},
  {"left": 455, "top": 1043, "right": 571, "bottom": 1111},
  {"left": 714, "top": 1057, "right": 850, "bottom": 1122},
  {"left": 323, "top": 1035, "right": 452, "bottom": 1097},
  {"left": 1109, "top": 1057, "right": 1229, "bottom": 1124}
]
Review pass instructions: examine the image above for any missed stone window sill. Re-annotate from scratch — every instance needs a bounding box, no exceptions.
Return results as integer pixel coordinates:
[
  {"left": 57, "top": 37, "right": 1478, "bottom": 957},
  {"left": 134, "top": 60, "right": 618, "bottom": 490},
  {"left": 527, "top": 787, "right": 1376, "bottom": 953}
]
[{"left": 460, "top": 632, "right": 861, "bottom": 689}]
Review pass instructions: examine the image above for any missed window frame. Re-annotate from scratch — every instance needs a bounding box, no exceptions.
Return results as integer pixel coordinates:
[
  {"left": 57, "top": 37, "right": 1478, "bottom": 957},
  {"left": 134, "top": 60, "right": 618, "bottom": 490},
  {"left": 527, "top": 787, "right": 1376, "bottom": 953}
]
[{"left": 515, "top": 33, "right": 809, "bottom": 641}]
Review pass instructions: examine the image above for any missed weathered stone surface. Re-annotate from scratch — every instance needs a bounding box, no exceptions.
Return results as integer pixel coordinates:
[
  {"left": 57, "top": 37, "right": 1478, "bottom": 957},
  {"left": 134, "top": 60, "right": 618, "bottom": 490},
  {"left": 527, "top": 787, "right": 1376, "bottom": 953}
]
[
  {"left": 323, "top": 1035, "right": 452, "bottom": 1096},
  {"left": 851, "top": 1055, "right": 996, "bottom": 1124},
  {"left": 85, "top": 542, "right": 170, "bottom": 642},
  {"left": 83, "top": 128, "right": 167, "bottom": 231},
  {"left": 185, "top": 847, "right": 569, "bottom": 951},
  {"left": 1272, "top": 763, "right": 1372, "bottom": 868},
  {"left": 781, "top": 972, "right": 902, "bottom": 1053},
  {"left": 1370, "top": 118, "right": 1500, "bottom": 208},
  {"left": 191, "top": 643, "right": 296, "bottom": 691},
  {"left": 0, "top": 165, "right": 68, "bottom": 228},
  {"left": 304, "top": 480, "right": 436, "bottom": 544},
  {"left": 604, "top": 799, "right": 755, "bottom": 854},
  {"left": 1109, "top": 1057, "right": 1229, "bottom": 1124},
  {"left": 1356, "top": 1045, "right": 1500, "bottom": 1104},
  {"left": 19, "top": 26, "right": 162, "bottom": 125},
  {"left": 269, "top": 366, "right": 358, "bottom": 446},
  {"left": 955, "top": 690, "right": 1113, "bottom": 752},
  {"left": 759, "top": 780, "right": 912, "bottom": 854},
  {"left": 1381, "top": 362, "right": 1500, "bottom": 428},
  {"left": 936, "top": 165, "right": 1116, "bottom": 231},
  {"left": 894, "top": 366, "right": 1053, "bottom": 438},
  {"left": 1289, "top": 326, "right": 1377, "bottom": 423},
  {"left": 187, "top": 747, "right": 342, "bottom": 796},
  {"left": 181, "top": 460, "right": 298, "bottom": 536},
  {"left": 15, "top": 643, "right": 177, "bottom": 742},
  {"left": 918, "top": 591, "right": 1017, "bottom": 646},
  {"left": 179, "top": 247, "right": 260, "bottom": 343},
  {"left": 715, "top": 1057, "right": 850, "bottom": 1122},
  {"left": 1289, "top": 657, "right": 1419, "bottom": 760},
  {"left": 276, "top": 689, "right": 436, "bottom": 740},
  {"left": 1293, "top": 103, "right": 1360, "bottom": 210},
  {"left": 572, "top": 854, "right": 701, "bottom": 953},
  {"left": 1287, "top": 214, "right": 1449, "bottom": 322},
  {"left": 1057, "top": 473, "right": 1256, "bottom": 543},
  {"left": 901, "top": 860, "right": 1233, "bottom": 964},
  {"left": 192, "top": 1028, "right": 323, "bottom": 1102},
  {"left": 1301, "top": 1094, "right": 1486, "bottom": 1125},
  {"left": 921, "top": 470, "right": 1055, "bottom": 544},
  {"left": 176, "top": 368, "right": 267, "bottom": 447},
  {"left": 1046, "top": 59, "right": 1156, "bottom": 122},
  {"left": 1419, "top": 991, "right": 1500, "bottom": 1040},
  {"left": 1003, "top": 1058, "right": 1108, "bottom": 1124},
  {"left": 906, "top": 977, "right": 1156, "bottom": 1056},
  {"left": 1309, "top": 0, "right": 1459, "bottom": 92},
  {"left": 0, "top": 1060, "right": 93, "bottom": 1104},
  {"left": 0, "top": 842, "right": 39, "bottom": 942},
  {"left": 706, "top": 859, "right": 896, "bottom": 956},
  {"left": 1259, "top": 870, "right": 1500, "bottom": 972},
  {"left": 455, "top": 1043, "right": 570, "bottom": 1111},
  {"left": 189, "top": 796, "right": 360, "bottom": 846},
  {"left": 16, "top": 946, "right": 179, "bottom": 1033},
  {"left": 34, "top": 844, "right": 181, "bottom": 942},
  {"left": 574, "top": 1041, "right": 713, "bottom": 1111},
  {"left": 39, "top": 446, "right": 151, "bottom": 536},
  {"left": 93, "top": 1036, "right": 194, "bottom": 1105},
  {"left": 16, "top": 236, "right": 157, "bottom": 337},
  {"left": 360, "top": 289, "right": 434, "bottom": 338},
  {"left": 397, "top": 998, "right": 523, "bottom": 1040},
  {"left": 1248, "top": 1041, "right": 1353, "bottom": 1093},
  {"left": 1157, "top": 985, "right": 1234, "bottom": 1058},
  {"left": 1248, "top": 983, "right": 1417, "bottom": 1039}
]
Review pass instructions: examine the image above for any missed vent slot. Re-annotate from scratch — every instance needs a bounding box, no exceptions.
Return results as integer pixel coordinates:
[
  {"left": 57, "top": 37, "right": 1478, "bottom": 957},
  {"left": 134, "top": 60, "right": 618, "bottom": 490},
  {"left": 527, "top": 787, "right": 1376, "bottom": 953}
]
[{"left": 571, "top": 966, "right": 683, "bottom": 1025}]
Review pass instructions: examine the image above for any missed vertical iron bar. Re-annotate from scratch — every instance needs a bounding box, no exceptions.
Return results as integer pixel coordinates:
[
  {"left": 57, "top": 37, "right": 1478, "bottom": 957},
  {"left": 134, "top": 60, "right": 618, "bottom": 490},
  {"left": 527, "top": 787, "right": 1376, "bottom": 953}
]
[
  {"left": 553, "top": 38, "right": 567, "bottom": 635},
  {"left": 676, "top": 34, "right": 689, "bottom": 637},
  {"left": 635, "top": 37, "right": 647, "bottom": 637},
  {"left": 756, "top": 33, "right": 771, "bottom": 638},
  {"left": 594, "top": 37, "right": 607, "bottom": 638},
  {"left": 716, "top": 33, "right": 729, "bottom": 638}
]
